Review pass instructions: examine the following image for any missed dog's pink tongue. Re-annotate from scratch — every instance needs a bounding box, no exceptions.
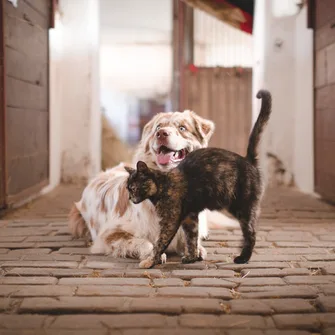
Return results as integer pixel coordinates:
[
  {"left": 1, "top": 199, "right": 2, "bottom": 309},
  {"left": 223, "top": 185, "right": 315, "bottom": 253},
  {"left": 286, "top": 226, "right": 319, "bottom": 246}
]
[{"left": 157, "top": 152, "right": 174, "bottom": 165}]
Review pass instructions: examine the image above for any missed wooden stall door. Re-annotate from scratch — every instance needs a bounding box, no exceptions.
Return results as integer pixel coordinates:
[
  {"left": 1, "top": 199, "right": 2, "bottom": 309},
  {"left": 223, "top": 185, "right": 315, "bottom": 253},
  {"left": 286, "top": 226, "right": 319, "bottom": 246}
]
[
  {"left": 314, "top": 0, "right": 335, "bottom": 203},
  {"left": 184, "top": 67, "right": 252, "bottom": 156},
  {"left": 0, "top": 0, "right": 5, "bottom": 208},
  {"left": 4, "top": 0, "right": 50, "bottom": 206}
]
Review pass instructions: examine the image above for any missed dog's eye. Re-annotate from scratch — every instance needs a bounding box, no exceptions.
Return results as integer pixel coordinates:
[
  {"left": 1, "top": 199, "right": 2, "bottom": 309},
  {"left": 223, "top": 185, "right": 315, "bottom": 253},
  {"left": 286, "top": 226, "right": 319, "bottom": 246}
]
[
  {"left": 156, "top": 125, "right": 161, "bottom": 131},
  {"left": 179, "top": 126, "right": 186, "bottom": 131}
]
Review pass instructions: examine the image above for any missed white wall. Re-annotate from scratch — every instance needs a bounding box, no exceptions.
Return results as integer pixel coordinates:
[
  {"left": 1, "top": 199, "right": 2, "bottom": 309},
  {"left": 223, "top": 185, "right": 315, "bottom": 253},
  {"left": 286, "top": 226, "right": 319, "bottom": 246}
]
[
  {"left": 46, "top": 15, "right": 63, "bottom": 192},
  {"left": 47, "top": 0, "right": 101, "bottom": 188},
  {"left": 99, "top": 0, "right": 172, "bottom": 99},
  {"left": 293, "top": 7, "right": 314, "bottom": 193},
  {"left": 194, "top": 9, "right": 253, "bottom": 67},
  {"left": 99, "top": 0, "right": 172, "bottom": 143},
  {"left": 253, "top": 0, "right": 314, "bottom": 193}
]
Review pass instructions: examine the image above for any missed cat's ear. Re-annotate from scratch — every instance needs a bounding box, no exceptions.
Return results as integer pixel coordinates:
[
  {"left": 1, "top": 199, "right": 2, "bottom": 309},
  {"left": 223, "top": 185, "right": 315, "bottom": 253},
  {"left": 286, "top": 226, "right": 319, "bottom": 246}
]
[
  {"left": 124, "top": 166, "right": 135, "bottom": 175},
  {"left": 136, "top": 161, "right": 149, "bottom": 173}
]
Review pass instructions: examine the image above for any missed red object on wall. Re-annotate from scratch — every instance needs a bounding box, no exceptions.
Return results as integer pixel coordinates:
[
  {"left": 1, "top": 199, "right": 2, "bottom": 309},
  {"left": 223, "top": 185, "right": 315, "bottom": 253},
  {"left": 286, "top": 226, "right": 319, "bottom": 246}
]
[{"left": 189, "top": 64, "right": 198, "bottom": 73}]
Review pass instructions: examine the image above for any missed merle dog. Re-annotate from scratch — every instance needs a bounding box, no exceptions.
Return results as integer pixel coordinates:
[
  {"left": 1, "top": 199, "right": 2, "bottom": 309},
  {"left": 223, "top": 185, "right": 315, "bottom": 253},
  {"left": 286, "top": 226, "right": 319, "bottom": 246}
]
[{"left": 125, "top": 90, "right": 272, "bottom": 268}]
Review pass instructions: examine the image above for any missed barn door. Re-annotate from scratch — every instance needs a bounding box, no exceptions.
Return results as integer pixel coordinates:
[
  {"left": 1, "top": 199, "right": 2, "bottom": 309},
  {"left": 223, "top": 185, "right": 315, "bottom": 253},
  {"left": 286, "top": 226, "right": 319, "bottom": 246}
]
[
  {"left": 0, "top": 0, "right": 5, "bottom": 208},
  {"left": 314, "top": 0, "right": 335, "bottom": 203},
  {"left": 184, "top": 67, "right": 252, "bottom": 156},
  {"left": 3, "top": 0, "right": 51, "bottom": 207}
]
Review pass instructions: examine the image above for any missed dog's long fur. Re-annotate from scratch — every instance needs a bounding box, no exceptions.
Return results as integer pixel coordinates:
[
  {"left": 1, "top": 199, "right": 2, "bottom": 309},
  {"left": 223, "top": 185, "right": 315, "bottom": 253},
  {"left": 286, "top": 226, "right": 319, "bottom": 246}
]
[
  {"left": 126, "top": 90, "right": 272, "bottom": 268},
  {"left": 68, "top": 110, "right": 215, "bottom": 260}
]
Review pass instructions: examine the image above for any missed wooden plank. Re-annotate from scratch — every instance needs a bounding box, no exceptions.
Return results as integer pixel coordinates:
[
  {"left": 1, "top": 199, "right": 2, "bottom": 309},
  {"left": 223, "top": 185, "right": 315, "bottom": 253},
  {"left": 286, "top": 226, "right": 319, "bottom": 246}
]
[
  {"left": 314, "top": 1, "right": 335, "bottom": 203},
  {"left": 315, "top": 22, "right": 335, "bottom": 51},
  {"left": 209, "top": 67, "right": 220, "bottom": 147},
  {"left": 315, "top": 0, "right": 335, "bottom": 29},
  {"left": 6, "top": 76, "right": 48, "bottom": 110},
  {"left": 307, "top": 0, "right": 315, "bottom": 29},
  {"left": 315, "top": 83, "right": 335, "bottom": 110},
  {"left": 24, "top": 0, "right": 50, "bottom": 18},
  {"left": 4, "top": 11, "right": 48, "bottom": 61},
  {"left": 7, "top": 179, "right": 48, "bottom": 207},
  {"left": 236, "top": 71, "right": 248, "bottom": 155},
  {"left": 5, "top": 46, "right": 47, "bottom": 86},
  {"left": 3, "top": 0, "right": 50, "bottom": 205},
  {"left": 7, "top": 152, "right": 49, "bottom": 196},
  {"left": 198, "top": 68, "right": 211, "bottom": 119},
  {"left": 315, "top": 48, "right": 327, "bottom": 88},
  {"left": 0, "top": 0, "right": 6, "bottom": 209},
  {"left": 187, "top": 70, "right": 198, "bottom": 112},
  {"left": 326, "top": 43, "right": 335, "bottom": 85},
  {"left": 182, "top": 0, "right": 242, "bottom": 30},
  {"left": 218, "top": 68, "right": 229, "bottom": 149},
  {"left": 50, "top": 0, "right": 58, "bottom": 28},
  {"left": 184, "top": 66, "right": 252, "bottom": 155},
  {"left": 315, "top": 174, "right": 335, "bottom": 205},
  {"left": 5, "top": 0, "right": 48, "bottom": 29},
  {"left": 315, "top": 108, "right": 335, "bottom": 142},
  {"left": 6, "top": 107, "right": 49, "bottom": 159},
  {"left": 245, "top": 69, "right": 253, "bottom": 146},
  {"left": 315, "top": 141, "right": 335, "bottom": 175},
  {"left": 315, "top": 140, "right": 335, "bottom": 202},
  {"left": 227, "top": 69, "right": 237, "bottom": 153}
]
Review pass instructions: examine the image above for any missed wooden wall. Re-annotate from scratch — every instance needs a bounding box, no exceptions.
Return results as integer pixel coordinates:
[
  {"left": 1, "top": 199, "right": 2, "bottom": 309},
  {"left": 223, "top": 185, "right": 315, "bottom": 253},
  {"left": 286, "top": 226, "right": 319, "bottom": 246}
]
[
  {"left": 183, "top": 67, "right": 252, "bottom": 156},
  {"left": 0, "top": 0, "right": 5, "bottom": 208},
  {"left": 314, "top": 0, "right": 335, "bottom": 203},
  {"left": 3, "top": 0, "right": 50, "bottom": 206}
]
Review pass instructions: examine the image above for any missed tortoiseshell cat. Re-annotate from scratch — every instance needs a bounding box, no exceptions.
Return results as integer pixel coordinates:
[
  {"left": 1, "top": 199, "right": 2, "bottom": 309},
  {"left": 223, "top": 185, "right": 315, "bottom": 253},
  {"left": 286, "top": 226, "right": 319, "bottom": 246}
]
[{"left": 125, "top": 90, "right": 272, "bottom": 268}]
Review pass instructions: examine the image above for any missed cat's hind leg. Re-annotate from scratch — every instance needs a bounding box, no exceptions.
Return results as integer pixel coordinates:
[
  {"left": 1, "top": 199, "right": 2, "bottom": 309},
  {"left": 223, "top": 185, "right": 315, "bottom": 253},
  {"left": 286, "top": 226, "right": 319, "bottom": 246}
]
[{"left": 234, "top": 209, "right": 258, "bottom": 264}]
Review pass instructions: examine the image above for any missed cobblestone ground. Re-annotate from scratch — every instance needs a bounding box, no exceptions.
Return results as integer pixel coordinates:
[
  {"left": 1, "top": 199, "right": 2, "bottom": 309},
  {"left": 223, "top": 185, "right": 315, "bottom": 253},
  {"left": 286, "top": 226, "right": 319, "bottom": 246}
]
[{"left": 0, "top": 185, "right": 335, "bottom": 334}]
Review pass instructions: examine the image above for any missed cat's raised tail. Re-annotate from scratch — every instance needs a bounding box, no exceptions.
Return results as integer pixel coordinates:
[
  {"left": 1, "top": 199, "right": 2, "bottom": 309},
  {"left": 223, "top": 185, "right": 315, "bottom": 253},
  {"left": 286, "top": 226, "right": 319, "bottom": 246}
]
[{"left": 246, "top": 90, "right": 272, "bottom": 165}]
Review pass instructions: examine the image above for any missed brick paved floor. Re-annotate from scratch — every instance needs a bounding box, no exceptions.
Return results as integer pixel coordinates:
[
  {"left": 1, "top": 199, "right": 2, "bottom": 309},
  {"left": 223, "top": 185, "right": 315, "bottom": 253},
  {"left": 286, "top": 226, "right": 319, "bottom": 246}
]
[{"left": 0, "top": 185, "right": 335, "bottom": 334}]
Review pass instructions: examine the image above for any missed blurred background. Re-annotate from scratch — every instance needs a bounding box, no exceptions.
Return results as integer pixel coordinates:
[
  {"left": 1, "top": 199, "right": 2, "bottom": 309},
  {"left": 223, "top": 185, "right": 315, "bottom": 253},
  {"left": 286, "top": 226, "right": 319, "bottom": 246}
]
[{"left": 1, "top": 0, "right": 334, "bottom": 210}]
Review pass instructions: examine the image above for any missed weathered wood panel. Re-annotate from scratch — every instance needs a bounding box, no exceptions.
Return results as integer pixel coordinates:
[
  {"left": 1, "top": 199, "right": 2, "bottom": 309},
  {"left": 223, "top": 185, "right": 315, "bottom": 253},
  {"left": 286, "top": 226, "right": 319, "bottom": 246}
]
[
  {"left": 4, "top": 0, "right": 50, "bottom": 205},
  {"left": 183, "top": 67, "right": 252, "bottom": 156},
  {"left": 314, "top": 0, "right": 335, "bottom": 29},
  {"left": 6, "top": 47, "right": 48, "bottom": 86},
  {"left": 314, "top": 0, "right": 335, "bottom": 203},
  {"left": 0, "top": 0, "right": 6, "bottom": 209}
]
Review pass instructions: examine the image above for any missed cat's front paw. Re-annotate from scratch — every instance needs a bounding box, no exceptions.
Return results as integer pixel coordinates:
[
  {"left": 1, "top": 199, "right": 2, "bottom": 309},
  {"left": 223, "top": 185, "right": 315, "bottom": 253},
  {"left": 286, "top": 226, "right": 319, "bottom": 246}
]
[
  {"left": 160, "top": 253, "right": 167, "bottom": 264},
  {"left": 139, "top": 257, "right": 155, "bottom": 269}
]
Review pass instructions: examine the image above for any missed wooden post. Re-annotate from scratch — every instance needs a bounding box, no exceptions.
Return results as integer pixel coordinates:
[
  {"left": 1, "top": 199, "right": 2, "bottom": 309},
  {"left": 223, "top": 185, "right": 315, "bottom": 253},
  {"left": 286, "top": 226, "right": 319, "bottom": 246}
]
[
  {"left": 0, "top": 0, "right": 7, "bottom": 209},
  {"left": 171, "top": 0, "right": 194, "bottom": 111}
]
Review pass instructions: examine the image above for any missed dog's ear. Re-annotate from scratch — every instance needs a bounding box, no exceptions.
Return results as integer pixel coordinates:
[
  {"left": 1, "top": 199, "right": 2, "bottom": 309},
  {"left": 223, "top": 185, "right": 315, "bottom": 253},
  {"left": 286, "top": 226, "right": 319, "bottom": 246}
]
[
  {"left": 187, "top": 110, "right": 215, "bottom": 145},
  {"left": 136, "top": 161, "right": 149, "bottom": 173},
  {"left": 124, "top": 166, "right": 135, "bottom": 175}
]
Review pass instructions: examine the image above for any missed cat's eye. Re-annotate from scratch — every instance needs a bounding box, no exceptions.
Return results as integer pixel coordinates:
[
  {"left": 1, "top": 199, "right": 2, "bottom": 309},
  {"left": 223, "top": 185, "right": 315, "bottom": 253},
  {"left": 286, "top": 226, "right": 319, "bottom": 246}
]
[
  {"left": 179, "top": 125, "right": 186, "bottom": 131},
  {"left": 156, "top": 125, "right": 161, "bottom": 131}
]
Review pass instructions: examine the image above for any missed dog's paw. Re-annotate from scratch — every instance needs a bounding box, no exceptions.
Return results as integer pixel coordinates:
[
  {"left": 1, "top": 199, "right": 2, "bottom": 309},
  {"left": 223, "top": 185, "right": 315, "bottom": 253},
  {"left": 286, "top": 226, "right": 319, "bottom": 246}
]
[
  {"left": 160, "top": 253, "right": 167, "bottom": 264},
  {"left": 139, "top": 257, "right": 155, "bottom": 269},
  {"left": 198, "top": 245, "right": 207, "bottom": 261}
]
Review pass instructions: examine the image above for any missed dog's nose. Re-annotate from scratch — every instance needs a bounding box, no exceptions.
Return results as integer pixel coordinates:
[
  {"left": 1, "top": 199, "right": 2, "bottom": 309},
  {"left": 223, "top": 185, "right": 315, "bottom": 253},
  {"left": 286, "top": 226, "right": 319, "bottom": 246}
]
[{"left": 156, "top": 129, "right": 170, "bottom": 138}]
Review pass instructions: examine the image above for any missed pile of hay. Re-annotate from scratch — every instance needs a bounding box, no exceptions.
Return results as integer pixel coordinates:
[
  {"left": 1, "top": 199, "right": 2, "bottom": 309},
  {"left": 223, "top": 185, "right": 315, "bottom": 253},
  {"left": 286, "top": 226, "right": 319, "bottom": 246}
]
[{"left": 101, "top": 114, "right": 133, "bottom": 170}]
